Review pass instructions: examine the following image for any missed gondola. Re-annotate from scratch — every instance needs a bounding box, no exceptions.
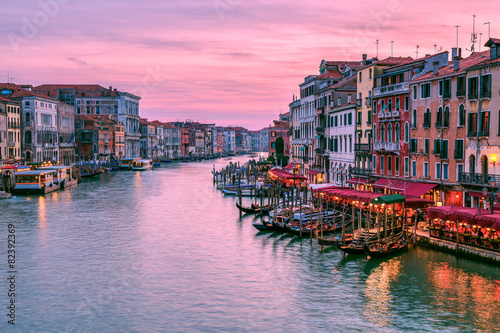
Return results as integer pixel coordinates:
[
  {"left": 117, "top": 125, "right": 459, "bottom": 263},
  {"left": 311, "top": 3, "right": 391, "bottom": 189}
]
[
  {"left": 363, "top": 237, "right": 408, "bottom": 258},
  {"left": 251, "top": 203, "right": 272, "bottom": 215},
  {"left": 235, "top": 202, "right": 260, "bottom": 214},
  {"left": 252, "top": 220, "right": 274, "bottom": 231},
  {"left": 81, "top": 170, "right": 102, "bottom": 178}
]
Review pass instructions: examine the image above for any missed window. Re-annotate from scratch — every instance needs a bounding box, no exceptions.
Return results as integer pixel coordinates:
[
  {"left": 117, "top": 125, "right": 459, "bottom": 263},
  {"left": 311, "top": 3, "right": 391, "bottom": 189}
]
[
  {"left": 443, "top": 163, "right": 449, "bottom": 180},
  {"left": 412, "top": 85, "right": 418, "bottom": 100},
  {"left": 480, "top": 74, "right": 491, "bottom": 98},
  {"left": 479, "top": 111, "right": 490, "bottom": 136},
  {"left": 443, "top": 78, "right": 451, "bottom": 98},
  {"left": 410, "top": 138, "right": 418, "bottom": 153},
  {"left": 412, "top": 109, "right": 417, "bottom": 128},
  {"left": 457, "top": 164, "right": 464, "bottom": 181},
  {"left": 381, "top": 156, "right": 385, "bottom": 174},
  {"left": 468, "top": 76, "right": 478, "bottom": 99},
  {"left": 338, "top": 97, "right": 341, "bottom": 105},
  {"left": 405, "top": 96, "right": 409, "bottom": 111},
  {"left": 348, "top": 112, "right": 352, "bottom": 125},
  {"left": 373, "top": 101, "right": 377, "bottom": 113},
  {"left": 434, "top": 139, "right": 441, "bottom": 155},
  {"left": 381, "top": 124, "right": 385, "bottom": 142},
  {"left": 373, "top": 155, "right": 377, "bottom": 171},
  {"left": 348, "top": 95, "right": 352, "bottom": 103},
  {"left": 443, "top": 106, "right": 450, "bottom": 127},
  {"left": 412, "top": 160, "right": 417, "bottom": 177},
  {"left": 423, "top": 108, "right": 431, "bottom": 128},
  {"left": 457, "top": 76, "right": 465, "bottom": 96},
  {"left": 438, "top": 80, "right": 443, "bottom": 96},
  {"left": 458, "top": 105, "right": 465, "bottom": 126},
  {"left": 454, "top": 139, "right": 464, "bottom": 159},
  {"left": 367, "top": 111, "right": 372, "bottom": 125},
  {"left": 334, "top": 116, "right": 338, "bottom": 127},
  {"left": 395, "top": 123, "right": 400, "bottom": 141},
  {"left": 359, "top": 72, "right": 362, "bottom": 82},
  {"left": 424, "top": 138, "right": 429, "bottom": 154},
  {"left": 440, "top": 140, "right": 448, "bottom": 159},
  {"left": 436, "top": 107, "right": 443, "bottom": 127},
  {"left": 369, "top": 68, "right": 372, "bottom": 80},
  {"left": 357, "top": 112, "right": 362, "bottom": 125},
  {"left": 435, "top": 163, "right": 442, "bottom": 179},
  {"left": 404, "top": 157, "right": 409, "bottom": 175},
  {"left": 423, "top": 162, "right": 429, "bottom": 178},
  {"left": 373, "top": 124, "right": 377, "bottom": 142},
  {"left": 404, "top": 122, "right": 409, "bottom": 143},
  {"left": 388, "top": 123, "right": 392, "bottom": 142},
  {"left": 468, "top": 113, "right": 477, "bottom": 136},
  {"left": 388, "top": 156, "right": 392, "bottom": 174},
  {"left": 395, "top": 97, "right": 400, "bottom": 111},
  {"left": 395, "top": 156, "right": 400, "bottom": 175},
  {"left": 420, "top": 83, "right": 431, "bottom": 98}
]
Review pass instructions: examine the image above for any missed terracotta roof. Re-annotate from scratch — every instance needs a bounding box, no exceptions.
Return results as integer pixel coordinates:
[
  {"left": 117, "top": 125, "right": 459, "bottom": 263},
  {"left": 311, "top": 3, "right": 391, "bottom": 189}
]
[
  {"left": 330, "top": 74, "right": 357, "bottom": 90},
  {"left": 0, "top": 96, "right": 17, "bottom": 103},
  {"left": 376, "top": 56, "right": 414, "bottom": 66},
  {"left": 485, "top": 37, "right": 500, "bottom": 46},
  {"left": 34, "top": 84, "right": 121, "bottom": 98},
  {"left": 0, "top": 83, "right": 58, "bottom": 101},
  {"left": 315, "top": 70, "right": 344, "bottom": 80},
  {"left": 412, "top": 50, "right": 490, "bottom": 82}
]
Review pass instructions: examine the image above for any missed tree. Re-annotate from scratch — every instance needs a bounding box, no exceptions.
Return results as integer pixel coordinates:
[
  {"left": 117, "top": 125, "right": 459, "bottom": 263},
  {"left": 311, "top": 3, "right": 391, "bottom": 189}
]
[{"left": 275, "top": 137, "right": 288, "bottom": 167}]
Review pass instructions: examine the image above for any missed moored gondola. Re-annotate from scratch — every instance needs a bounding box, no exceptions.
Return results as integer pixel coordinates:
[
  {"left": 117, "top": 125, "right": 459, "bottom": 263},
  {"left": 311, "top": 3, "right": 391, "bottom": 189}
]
[
  {"left": 363, "top": 237, "right": 408, "bottom": 258},
  {"left": 236, "top": 202, "right": 260, "bottom": 214}
]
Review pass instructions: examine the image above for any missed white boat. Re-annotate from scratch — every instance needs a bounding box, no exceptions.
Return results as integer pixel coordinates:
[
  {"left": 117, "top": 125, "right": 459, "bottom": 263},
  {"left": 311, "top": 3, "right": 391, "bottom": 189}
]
[
  {"left": 120, "top": 158, "right": 140, "bottom": 170},
  {"left": 131, "top": 159, "right": 153, "bottom": 171},
  {"left": 38, "top": 166, "right": 78, "bottom": 189},
  {"left": 12, "top": 170, "right": 60, "bottom": 194}
]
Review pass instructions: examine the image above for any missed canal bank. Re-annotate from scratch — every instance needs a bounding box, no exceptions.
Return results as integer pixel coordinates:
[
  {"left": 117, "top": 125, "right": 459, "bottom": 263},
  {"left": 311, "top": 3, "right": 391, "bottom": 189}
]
[{"left": 1, "top": 155, "right": 499, "bottom": 332}]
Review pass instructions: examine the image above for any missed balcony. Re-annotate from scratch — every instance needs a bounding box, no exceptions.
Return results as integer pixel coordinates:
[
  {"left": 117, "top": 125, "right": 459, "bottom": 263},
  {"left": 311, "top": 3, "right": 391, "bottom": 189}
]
[
  {"left": 373, "top": 82, "right": 409, "bottom": 97},
  {"left": 378, "top": 112, "right": 385, "bottom": 119},
  {"left": 443, "top": 91, "right": 451, "bottom": 99},
  {"left": 365, "top": 96, "right": 372, "bottom": 107},
  {"left": 454, "top": 149, "right": 464, "bottom": 160},
  {"left": 23, "top": 121, "right": 34, "bottom": 128},
  {"left": 391, "top": 111, "right": 400, "bottom": 118},
  {"left": 456, "top": 89, "right": 465, "bottom": 97},
  {"left": 373, "top": 142, "right": 400, "bottom": 152},
  {"left": 480, "top": 90, "right": 491, "bottom": 98},
  {"left": 8, "top": 141, "right": 15, "bottom": 147},
  {"left": 315, "top": 148, "right": 325, "bottom": 155},
  {"left": 354, "top": 143, "right": 371, "bottom": 153},
  {"left": 468, "top": 92, "right": 478, "bottom": 100},
  {"left": 315, "top": 126, "right": 325, "bottom": 135},
  {"left": 24, "top": 143, "right": 32, "bottom": 149},
  {"left": 435, "top": 121, "right": 442, "bottom": 128},
  {"left": 478, "top": 131, "right": 489, "bottom": 137},
  {"left": 467, "top": 131, "right": 477, "bottom": 138},
  {"left": 459, "top": 172, "right": 500, "bottom": 186},
  {"left": 351, "top": 168, "right": 371, "bottom": 176}
]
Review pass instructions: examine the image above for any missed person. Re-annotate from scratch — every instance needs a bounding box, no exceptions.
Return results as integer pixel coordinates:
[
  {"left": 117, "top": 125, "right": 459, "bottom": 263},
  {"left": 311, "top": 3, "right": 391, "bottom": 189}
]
[{"left": 477, "top": 228, "right": 484, "bottom": 238}]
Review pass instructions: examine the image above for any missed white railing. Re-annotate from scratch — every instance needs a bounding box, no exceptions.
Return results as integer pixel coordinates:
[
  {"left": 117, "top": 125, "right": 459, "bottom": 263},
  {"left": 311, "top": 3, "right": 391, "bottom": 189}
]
[
  {"left": 374, "top": 142, "right": 400, "bottom": 151},
  {"left": 373, "top": 82, "right": 409, "bottom": 97}
]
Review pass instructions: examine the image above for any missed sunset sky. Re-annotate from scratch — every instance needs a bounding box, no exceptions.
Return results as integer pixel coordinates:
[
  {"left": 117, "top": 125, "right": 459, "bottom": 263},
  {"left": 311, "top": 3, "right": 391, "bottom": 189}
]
[{"left": 1, "top": 0, "right": 499, "bottom": 130}]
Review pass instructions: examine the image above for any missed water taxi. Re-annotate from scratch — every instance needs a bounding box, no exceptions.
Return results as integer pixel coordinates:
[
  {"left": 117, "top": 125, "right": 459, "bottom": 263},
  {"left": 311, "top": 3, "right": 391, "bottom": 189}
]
[
  {"left": 12, "top": 170, "right": 60, "bottom": 194},
  {"left": 131, "top": 159, "right": 153, "bottom": 171},
  {"left": 120, "top": 158, "right": 140, "bottom": 170},
  {"left": 38, "top": 166, "right": 78, "bottom": 189}
]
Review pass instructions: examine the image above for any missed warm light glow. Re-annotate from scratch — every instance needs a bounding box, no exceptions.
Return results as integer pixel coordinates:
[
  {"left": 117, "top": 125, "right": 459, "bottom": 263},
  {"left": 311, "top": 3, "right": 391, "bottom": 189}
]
[{"left": 490, "top": 155, "right": 497, "bottom": 163}]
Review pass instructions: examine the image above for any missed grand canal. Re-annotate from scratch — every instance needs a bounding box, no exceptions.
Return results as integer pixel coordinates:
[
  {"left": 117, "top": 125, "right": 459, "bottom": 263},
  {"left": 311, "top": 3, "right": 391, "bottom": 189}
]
[{"left": 1, "top": 155, "right": 500, "bottom": 332}]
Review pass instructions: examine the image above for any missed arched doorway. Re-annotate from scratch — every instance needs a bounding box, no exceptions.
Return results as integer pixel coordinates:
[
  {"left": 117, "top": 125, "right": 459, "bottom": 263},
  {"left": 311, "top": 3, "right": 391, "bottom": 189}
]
[
  {"left": 26, "top": 151, "right": 31, "bottom": 161},
  {"left": 469, "top": 155, "right": 476, "bottom": 174},
  {"left": 481, "top": 155, "right": 488, "bottom": 175}
]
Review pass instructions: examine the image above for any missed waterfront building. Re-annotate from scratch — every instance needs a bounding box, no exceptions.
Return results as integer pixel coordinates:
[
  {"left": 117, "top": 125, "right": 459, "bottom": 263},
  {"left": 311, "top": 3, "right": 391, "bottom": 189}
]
[
  {"left": 352, "top": 56, "right": 413, "bottom": 187},
  {"left": 269, "top": 120, "right": 289, "bottom": 157},
  {"left": 409, "top": 49, "right": 489, "bottom": 206},
  {"left": 0, "top": 97, "right": 21, "bottom": 161},
  {"left": 0, "top": 83, "right": 60, "bottom": 163},
  {"left": 57, "top": 103, "right": 76, "bottom": 165},
  {"left": 34, "top": 84, "right": 141, "bottom": 159},
  {"left": 75, "top": 115, "right": 115, "bottom": 161},
  {"left": 249, "top": 130, "right": 261, "bottom": 152},
  {"left": 259, "top": 127, "right": 269, "bottom": 152},
  {"left": 223, "top": 128, "right": 236, "bottom": 154},
  {"left": 371, "top": 52, "right": 448, "bottom": 196},
  {"left": 460, "top": 38, "right": 500, "bottom": 210},
  {"left": 139, "top": 118, "right": 158, "bottom": 159}
]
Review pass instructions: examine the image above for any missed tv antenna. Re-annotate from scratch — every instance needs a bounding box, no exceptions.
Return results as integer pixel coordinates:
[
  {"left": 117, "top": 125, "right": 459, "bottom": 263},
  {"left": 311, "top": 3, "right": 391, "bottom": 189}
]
[{"left": 467, "top": 14, "right": 477, "bottom": 53}]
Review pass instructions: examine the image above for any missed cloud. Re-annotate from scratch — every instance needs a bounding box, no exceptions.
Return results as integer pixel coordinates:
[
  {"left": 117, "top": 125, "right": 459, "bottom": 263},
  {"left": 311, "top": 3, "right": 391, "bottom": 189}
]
[{"left": 67, "top": 57, "right": 88, "bottom": 66}]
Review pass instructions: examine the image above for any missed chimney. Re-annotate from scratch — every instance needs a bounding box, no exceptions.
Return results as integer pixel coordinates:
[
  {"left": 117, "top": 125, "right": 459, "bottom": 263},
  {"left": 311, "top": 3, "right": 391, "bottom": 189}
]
[
  {"left": 362, "top": 53, "right": 367, "bottom": 65},
  {"left": 453, "top": 56, "right": 460, "bottom": 71},
  {"left": 451, "top": 47, "right": 457, "bottom": 60},
  {"left": 433, "top": 61, "right": 439, "bottom": 75},
  {"left": 458, "top": 48, "right": 462, "bottom": 59},
  {"left": 109, "top": 86, "right": 112, "bottom": 91}
]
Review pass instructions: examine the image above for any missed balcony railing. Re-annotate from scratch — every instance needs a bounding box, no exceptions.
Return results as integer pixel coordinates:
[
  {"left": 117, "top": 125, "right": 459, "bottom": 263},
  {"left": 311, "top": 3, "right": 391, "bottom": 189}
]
[
  {"left": 315, "top": 148, "right": 325, "bottom": 155},
  {"left": 373, "top": 142, "right": 400, "bottom": 152},
  {"left": 351, "top": 168, "right": 371, "bottom": 176},
  {"left": 391, "top": 111, "right": 400, "bottom": 118},
  {"left": 459, "top": 172, "right": 500, "bottom": 186},
  {"left": 315, "top": 126, "right": 325, "bottom": 134},
  {"left": 456, "top": 89, "right": 465, "bottom": 97},
  {"left": 443, "top": 91, "right": 451, "bottom": 99},
  {"left": 423, "top": 122, "right": 431, "bottom": 128},
  {"left": 478, "top": 131, "right": 489, "bottom": 137},
  {"left": 467, "top": 131, "right": 477, "bottom": 138},
  {"left": 468, "top": 92, "right": 478, "bottom": 100},
  {"left": 435, "top": 121, "right": 442, "bottom": 128},
  {"left": 373, "top": 82, "right": 409, "bottom": 97},
  {"left": 24, "top": 143, "right": 32, "bottom": 149},
  {"left": 480, "top": 90, "right": 491, "bottom": 98},
  {"left": 365, "top": 96, "right": 372, "bottom": 107},
  {"left": 354, "top": 143, "right": 371, "bottom": 153},
  {"left": 8, "top": 141, "right": 15, "bottom": 147}
]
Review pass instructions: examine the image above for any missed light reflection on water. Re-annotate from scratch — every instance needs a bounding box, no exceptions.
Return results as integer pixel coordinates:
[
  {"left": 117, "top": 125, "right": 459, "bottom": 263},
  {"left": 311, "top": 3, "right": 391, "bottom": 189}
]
[{"left": 0, "top": 156, "right": 498, "bottom": 332}]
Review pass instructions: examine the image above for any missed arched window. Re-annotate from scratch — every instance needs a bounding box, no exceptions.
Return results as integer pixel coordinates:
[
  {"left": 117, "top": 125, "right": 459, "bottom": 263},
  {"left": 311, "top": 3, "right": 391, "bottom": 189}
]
[
  {"left": 424, "top": 108, "right": 431, "bottom": 127},
  {"left": 458, "top": 104, "right": 465, "bottom": 126},
  {"left": 404, "top": 122, "right": 409, "bottom": 143},
  {"left": 469, "top": 155, "right": 476, "bottom": 174},
  {"left": 395, "top": 123, "right": 400, "bottom": 141},
  {"left": 24, "top": 131, "right": 32, "bottom": 144},
  {"left": 25, "top": 112, "right": 31, "bottom": 123},
  {"left": 412, "top": 109, "right": 417, "bottom": 128},
  {"left": 481, "top": 155, "right": 488, "bottom": 175},
  {"left": 381, "top": 124, "right": 385, "bottom": 142},
  {"left": 388, "top": 123, "right": 392, "bottom": 142},
  {"left": 444, "top": 106, "right": 450, "bottom": 127},
  {"left": 373, "top": 124, "right": 377, "bottom": 142},
  {"left": 436, "top": 106, "right": 443, "bottom": 126}
]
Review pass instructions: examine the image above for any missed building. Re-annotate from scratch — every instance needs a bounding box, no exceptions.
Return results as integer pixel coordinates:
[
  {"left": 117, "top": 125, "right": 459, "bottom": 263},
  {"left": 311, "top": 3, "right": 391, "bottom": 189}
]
[
  {"left": 57, "top": 103, "right": 76, "bottom": 165},
  {"left": 34, "top": 84, "right": 141, "bottom": 159},
  {"left": 269, "top": 120, "right": 289, "bottom": 157},
  {"left": 371, "top": 52, "right": 449, "bottom": 196},
  {"left": 0, "top": 97, "right": 21, "bottom": 161}
]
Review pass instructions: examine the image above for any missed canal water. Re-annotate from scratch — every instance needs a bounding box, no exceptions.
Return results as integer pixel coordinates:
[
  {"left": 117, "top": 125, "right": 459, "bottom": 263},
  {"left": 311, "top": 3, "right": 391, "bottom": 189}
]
[{"left": 1, "top": 155, "right": 499, "bottom": 332}]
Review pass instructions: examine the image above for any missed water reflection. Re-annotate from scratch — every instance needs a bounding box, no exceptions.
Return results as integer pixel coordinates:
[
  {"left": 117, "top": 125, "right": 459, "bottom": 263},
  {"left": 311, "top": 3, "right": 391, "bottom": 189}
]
[
  {"left": 38, "top": 196, "right": 48, "bottom": 245},
  {"left": 428, "top": 262, "right": 500, "bottom": 331},
  {"left": 363, "top": 258, "right": 402, "bottom": 327}
]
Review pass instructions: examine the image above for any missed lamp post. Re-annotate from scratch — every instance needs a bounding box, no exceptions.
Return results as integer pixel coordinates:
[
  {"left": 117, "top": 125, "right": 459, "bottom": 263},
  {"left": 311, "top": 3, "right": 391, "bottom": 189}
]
[{"left": 482, "top": 180, "right": 500, "bottom": 214}]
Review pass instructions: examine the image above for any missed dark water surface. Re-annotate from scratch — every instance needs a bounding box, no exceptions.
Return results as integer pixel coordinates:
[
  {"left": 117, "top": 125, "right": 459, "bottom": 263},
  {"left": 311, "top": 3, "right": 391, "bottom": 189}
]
[{"left": 1, "top": 155, "right": 499, "bottom": 332}]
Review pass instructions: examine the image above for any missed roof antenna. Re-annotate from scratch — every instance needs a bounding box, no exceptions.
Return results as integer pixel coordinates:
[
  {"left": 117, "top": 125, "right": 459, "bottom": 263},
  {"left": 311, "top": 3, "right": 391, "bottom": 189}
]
[
  {"left": 434, "top": 44, "right": 437, "bottom": 54},
  {"left": 479, "top": 33, "right": 482, "bottom": 52},
  {"left": 484, "top": 22, "right": 490, "bottom": 39},
  {"left": 376, "top": 39, "right": 379, "bottom": 59},
  {"left": 391, "top": 41, "right": 394, "bottom": 57},
  {"left": 467, "top": 14, "right": 477, "bottom": 54},
  {"left": 416, "top": 45, "right": 419, "bottom": 59},
  {"left": 455, "top": 25, "right": 460, "bottom": 49}
]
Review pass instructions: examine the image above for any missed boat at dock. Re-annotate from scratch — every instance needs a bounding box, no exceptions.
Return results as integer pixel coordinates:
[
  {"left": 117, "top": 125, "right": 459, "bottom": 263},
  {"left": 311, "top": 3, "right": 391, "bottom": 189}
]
[
  {"left": 363, "top": 235, "right": 408, "bottom": 258},
  {"left": 12, "top": 170, "right": 60, "bottom": 195},
  {"left": 38, "top": 165, "right": 79, "bottom": 189},
  {"left": 119, "top": 158, "right": 140, "bottom": 170}
]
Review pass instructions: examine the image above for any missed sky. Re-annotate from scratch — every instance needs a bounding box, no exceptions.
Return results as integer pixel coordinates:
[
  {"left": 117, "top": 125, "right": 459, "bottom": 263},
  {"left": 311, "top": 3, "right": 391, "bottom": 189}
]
[{"left": 1, "top": 0, "right": 499, "bottom": 130}]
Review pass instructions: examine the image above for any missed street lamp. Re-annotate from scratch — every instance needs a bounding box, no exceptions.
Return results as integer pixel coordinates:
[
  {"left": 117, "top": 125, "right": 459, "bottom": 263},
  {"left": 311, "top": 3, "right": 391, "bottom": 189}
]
[{"left": 482, "top": 180, "right": 500, "bottom": 214}]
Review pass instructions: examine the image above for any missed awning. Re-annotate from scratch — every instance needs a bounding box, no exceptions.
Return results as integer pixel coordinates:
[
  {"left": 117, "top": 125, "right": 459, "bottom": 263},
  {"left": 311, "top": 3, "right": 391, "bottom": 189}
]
[
  {"left": 311, "top": 184, "right": 341, "bottom": 192},
  {"left": 299, "top": 145, "right": 308, "bottom": 151},
  {"left": 283, "top": 163, "right": 297, "bottom": 170},
  {"left": 372, "top": 194, "right": 405, "bottom": 205},
  {"left": 466, "top": 190, "right": 495, "bottom": 199},
  {"left": 426, "top": 205, "right": 462, "bottom": 220},
  {"left": 405, "top": 197, "right": 435, "bottom": 209},
  {"left": 475, "top": 214, "right": 500, "bottom": 229},
  {"left": 346, "top": 177, "right": 374, "bottom": 185},
  {"left": 403, "top": 183, "right": 437, "bottom": 198},
  {"left": 372, "top": 178, "right": 390, "bottom": 189},
  {"left": 308, "top": 170, "right": 323, "bottom": 176},
  {"left": 371, "top": 178, "right": 436, "bottom": 197},
  {"left": 316, "top": 135, "right": 322, "bottom": 139}
]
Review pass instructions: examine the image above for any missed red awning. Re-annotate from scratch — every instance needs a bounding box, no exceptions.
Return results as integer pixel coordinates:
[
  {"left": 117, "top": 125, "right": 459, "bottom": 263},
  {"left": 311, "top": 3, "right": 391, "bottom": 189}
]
[
  {"left": 403, "top": 183, "right": 437, "bottom": 198},
  {"left": 308, "top": 170, "right": 323, "bottom": 176},
  {"left": 475, "top": 214, "right": 500, "bottom": 229},
  {"left": 283, "top": 163, "right": 298, "bottom": 170},
  {"left": 405, "top": 197, "right": 435, "bottom": 209},
  {"left": 447, "top": 207, "right": 490, "bottom": 223},
  {"left": 468, "top": 191, "right": 484, "bottom": 198},
  {"left": 372, "top": 178, "right": 390, "bottom": 189},
  {"left": 346, "top": 177, "right": 374, "bottom": 185},
  {"left": 426, "top": 205, "right": 462, "bottom": 220},
  {"left": 1, "top": 165, "right": 17, "bottom": 169}
]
